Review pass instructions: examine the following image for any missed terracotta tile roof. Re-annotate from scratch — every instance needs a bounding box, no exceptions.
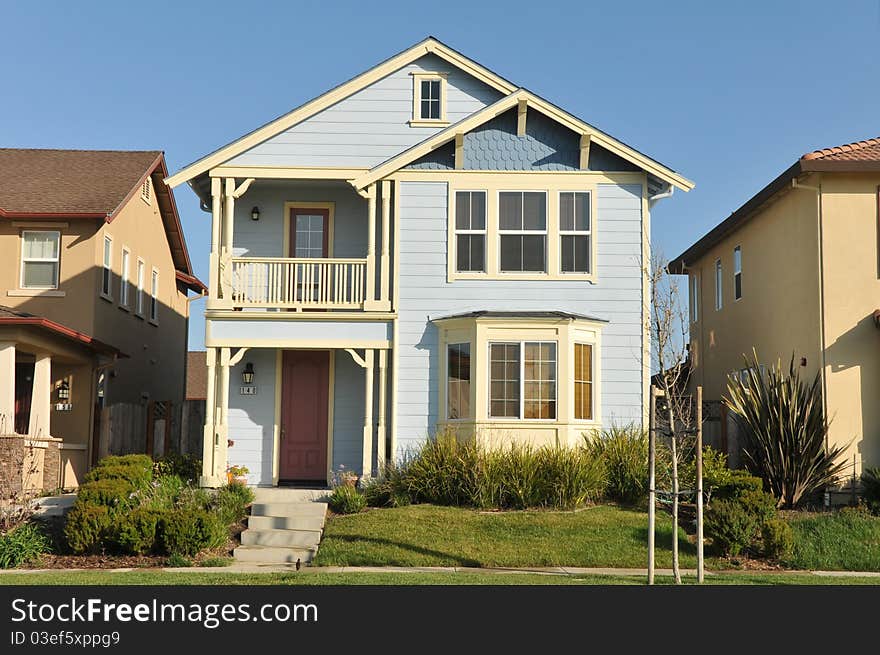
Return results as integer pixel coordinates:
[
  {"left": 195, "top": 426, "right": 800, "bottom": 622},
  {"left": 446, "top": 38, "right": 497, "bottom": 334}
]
[
  {"left": 802, "top": 137, "right": 880, "bottom": 162},
  {"left": 0, "top": 148, "right": 162, "bottom": 216},
  {"left": 186, "top": 351, "right": 207, "bottom": 400}
]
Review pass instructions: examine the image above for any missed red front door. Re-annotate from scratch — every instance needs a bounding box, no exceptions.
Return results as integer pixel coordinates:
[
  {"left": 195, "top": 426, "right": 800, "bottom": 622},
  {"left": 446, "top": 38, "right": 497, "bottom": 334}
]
[{"left": 280, "top": 350, "right": 330, "bottom": 482}]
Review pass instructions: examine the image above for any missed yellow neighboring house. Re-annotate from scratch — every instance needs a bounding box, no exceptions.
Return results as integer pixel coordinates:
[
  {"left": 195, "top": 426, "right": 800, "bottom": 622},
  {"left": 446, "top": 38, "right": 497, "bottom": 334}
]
[
  {"left": 670, "top": 137, "right": 880, "bottom": 478},
  {"left": 0, "top": 149, "right": 205, "bottom": 490}
]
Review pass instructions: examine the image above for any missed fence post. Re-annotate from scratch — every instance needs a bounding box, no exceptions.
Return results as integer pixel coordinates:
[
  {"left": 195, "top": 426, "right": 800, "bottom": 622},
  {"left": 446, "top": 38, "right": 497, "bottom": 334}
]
[
  {"left": 648, "top": 385, "right": 657, "bottom": 585},
  {"left": 696, "top": 386, "right": 704, "bottom": 583}
]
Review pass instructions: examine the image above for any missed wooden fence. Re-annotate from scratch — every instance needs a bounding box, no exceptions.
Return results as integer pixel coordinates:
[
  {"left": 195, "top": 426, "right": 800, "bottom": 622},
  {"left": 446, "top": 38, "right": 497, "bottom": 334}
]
[{"left": 98, "top": 400, "right": 205, "bottom": 459}]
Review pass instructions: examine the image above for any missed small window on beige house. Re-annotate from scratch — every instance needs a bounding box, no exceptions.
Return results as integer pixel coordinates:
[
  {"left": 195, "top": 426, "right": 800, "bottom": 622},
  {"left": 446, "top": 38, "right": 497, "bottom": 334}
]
[
  {"left": 21, "top": 230, "right": 60, "bottom": 289},
  {"left": 733, "top": 246, "right": 742, "bottom": 300},
  {"left": 149, "top": 268, "right": 159, "bottom": 323},
  {"left": 714, "top": 258, "right": 722, "bottom": 311},
  {"left": 101, "top": 235, "right": 113, "bottom": 298},
  {"left": 120, "top": 247, "right": 130, "bottom": 308},
  {"left": 136, "top": 259, "right": 145, "bottom": 316}
]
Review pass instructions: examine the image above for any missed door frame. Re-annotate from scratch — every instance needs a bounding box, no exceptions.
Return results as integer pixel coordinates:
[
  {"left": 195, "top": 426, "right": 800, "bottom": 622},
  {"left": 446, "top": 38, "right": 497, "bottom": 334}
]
[
  {"left": 283, "top": 202, "right": 336, "bottom": 258},
  {"left": 272, "top": 349, "right": 335, "bottom": 486}
]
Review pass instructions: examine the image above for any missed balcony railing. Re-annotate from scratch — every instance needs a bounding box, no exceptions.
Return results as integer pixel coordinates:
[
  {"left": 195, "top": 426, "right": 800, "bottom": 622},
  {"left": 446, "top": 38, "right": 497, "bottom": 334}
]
[{"left": 230, "top": 257, "right": 367, "bottom": 309}]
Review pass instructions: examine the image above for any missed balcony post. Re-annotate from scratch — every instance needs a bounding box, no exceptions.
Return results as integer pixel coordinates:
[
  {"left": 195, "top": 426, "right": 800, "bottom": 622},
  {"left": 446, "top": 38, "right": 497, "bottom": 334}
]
[
  {"left": 361, "top": 349, "right": 375, "bottom": 479},
  {"left": 377, "top": 349, "right": 387, "bottom": 468},
  {"left": 379, "top": 180, "right": 391, "bottom": 310},
  {"left": 213, "top": 347, "right": 231, "bottom": 484},
  {"left": 29, "top": 353, "right": 51, "bottom": 438},
  {"left": 207, "top": 178, "right": 222, "bottom": 308},
  {"left": 364, "top": 184, "right": 379, "bottom": 310},
  {"left": 200, "top": 348, "right": 223, "bottom": 487},
  {"left": 219, "top": 178, "right": 236, "bottom": 307}
]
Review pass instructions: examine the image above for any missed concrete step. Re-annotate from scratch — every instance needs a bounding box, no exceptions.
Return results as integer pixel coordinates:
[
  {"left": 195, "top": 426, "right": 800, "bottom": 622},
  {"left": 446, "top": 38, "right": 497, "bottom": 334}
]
[
  {"left": 247, "top": 515, "right": 326, "bottom": 531},
  {"left": 250, "top": 502, "right": 327, "bottom": 518},
  {"left": 241, "top": 528, "right": 322, "bottom": 548},
  {"left": 234, "top": 545, "right": 317, "bottom": 564},
  {"left": 253, "top": 488, "right": 329, "bottom": 503}
]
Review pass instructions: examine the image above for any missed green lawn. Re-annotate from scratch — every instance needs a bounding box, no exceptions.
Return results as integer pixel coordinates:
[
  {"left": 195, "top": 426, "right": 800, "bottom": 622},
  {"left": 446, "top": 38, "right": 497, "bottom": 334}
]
[
  {"left": 314, "top": 504, "right": 705, "bottom": 568},
  {"left": 785, "top": 510, "right": 880, "bottom": 571},
  {"left": 1, "top": 570, "right": 879, "bottom": 586}
]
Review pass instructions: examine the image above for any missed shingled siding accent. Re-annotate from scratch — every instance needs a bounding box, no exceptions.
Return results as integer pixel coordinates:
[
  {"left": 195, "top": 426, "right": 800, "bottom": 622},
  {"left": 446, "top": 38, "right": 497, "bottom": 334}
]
[
  {"left": 226, "top": 54, "right": 503, "bottom": 168},
  {"left": 395, "top": 181, "right": 645, "bottom": 454}
]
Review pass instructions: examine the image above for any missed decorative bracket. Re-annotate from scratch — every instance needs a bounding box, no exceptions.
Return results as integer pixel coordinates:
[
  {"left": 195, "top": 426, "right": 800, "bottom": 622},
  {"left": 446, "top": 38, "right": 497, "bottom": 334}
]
[
  {"left": 232, "top": 177, "right": 255, "bottom": 199},
  {"left": 345, "top": 348, "right": 368, "bottom": 368},
  {"left": 228, "top": 347, "right": 250, "bottom": 367}
]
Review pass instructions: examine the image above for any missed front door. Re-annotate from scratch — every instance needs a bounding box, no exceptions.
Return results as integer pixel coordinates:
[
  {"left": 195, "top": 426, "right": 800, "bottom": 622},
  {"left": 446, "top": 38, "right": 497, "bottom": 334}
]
[{"left": 279, "top": 350, "right": 330, "bottom": 483}]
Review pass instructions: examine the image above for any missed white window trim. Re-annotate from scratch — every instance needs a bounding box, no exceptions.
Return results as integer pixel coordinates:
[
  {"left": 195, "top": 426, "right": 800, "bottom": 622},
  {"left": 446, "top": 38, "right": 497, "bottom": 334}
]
[
  {"left": 714, "top": 258, "right": 722, "bottom": 311},
  {"left": 487, "top": 340, "right": 558, "bottom": 422},
  {"left": 498, "top": 190, "right": 548, "bottom": 275},
  {"left": 453, "top": 190, "right": 487, "bottom": 274},
  {"left": 446, "top": 342, "right": 472, "bottom": 421},
  {"left": 733, "top": 245, "right": 742, "bottom": 301},
  {"left": 135, "top": 258, "right": 145, "bottom": 318},
  {"left": 100, "top": 235, "right": 113, "bottom": 301},
  {"left": 409, "top": 71, "right": 449, "bottom": 127},
  {"left": 119, "top": 246, "right": 131, "bottom": 310},
  {"left": 149, "top": 267, "right": 159, "bottom": 325},
  {"left": 558, "top": 190, "right": 593, "bottom": 276},
  {"left": 572, "top": 341, "right": 597, "bottom": 422},
  {"left": 690, "top": 272, "right": 699, "bottom": 324},
  {"left": 20, "top": 230, "right": 61, "bottom": 290}
]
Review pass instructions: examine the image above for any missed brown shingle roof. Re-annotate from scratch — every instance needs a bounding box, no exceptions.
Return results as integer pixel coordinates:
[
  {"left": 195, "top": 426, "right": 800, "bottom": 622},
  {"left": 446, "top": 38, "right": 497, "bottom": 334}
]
[
  {"left": 0, "top": 148, "right": 162, "bottom": 216},
  {"left": 185, "top": 351, "right": 207, "bottom": 400},
  {"left": 802, "top": 137, "right": 880, "bottom": 162},
  {"left": 0, "top": 305, "right": 125, "bottom": 356}
]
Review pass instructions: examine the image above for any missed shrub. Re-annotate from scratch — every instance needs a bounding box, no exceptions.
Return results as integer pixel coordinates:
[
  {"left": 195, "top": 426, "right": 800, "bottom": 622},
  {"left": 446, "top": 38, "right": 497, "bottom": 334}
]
[
  {"left": 154, "top": 453, "right": 201, "bottom": 483},
  {"left": 166, "top": 553, "right": 192, "bottom": 567},
  {"left": 762, "top": 518, "right": 794, "bottom": 560},
  {"left": 83, "top": 464, "right": 152, "bottom": 489},
  {"left": 679, "top": 446, "right": 733, "bottom": 501},
  {"left": 725, "top": 352, "right": 849, "bottom": 507},
  {"left": 861, "top": 467, "right": 880, "bottom": 514},
  {"left": 113, "top": 507, "right": 165, "bottom": 555},
  {"left": 403, "top": 433, "right": 482, "bottom": 506},
  {"left": 76, "top": 478, "right": 137, "bottom": 510},
  {"left": 95, "top": 454, "right": 153, "bottom": 470},
  {"left": 158, "top": 509, "right": 226, "bottom": 556},
  {"left": 0, "top": 523, "right": 50, "bottom": 568},
  {"left": 64, "top": 504, "right": 111, "bottom": 554},
  {"left": 328, "top": 485, "right": 367, "bottom": 515},
  {"left": 212, "top": 483, "right": 254, "bottom": 526},
  {"left": 705, "top": 498, "right": 759, "bottom": 557},
  {"left": 138, "top": 475, "right": 186, "bottom": 511},
  {"left": 583, "top": 425, "right": 648, "bottom": 504}
]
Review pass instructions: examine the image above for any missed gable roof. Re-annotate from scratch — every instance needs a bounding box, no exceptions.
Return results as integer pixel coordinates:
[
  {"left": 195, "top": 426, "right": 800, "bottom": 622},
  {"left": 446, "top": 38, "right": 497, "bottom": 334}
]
[
  {"left": 0, "top": 148, "right": 205, "bottom": 292},
  {"left": 165, "top": 37, "right": 517, "bottom": 188},
  {"left": 353, "top": 89, "right": 694, "bottom": 191},
  {"left": 0, "top": 305, "right": 126, "bottom": 357},
  {"left": 668, "top": 136, "right": 880, "bottom": 273}
]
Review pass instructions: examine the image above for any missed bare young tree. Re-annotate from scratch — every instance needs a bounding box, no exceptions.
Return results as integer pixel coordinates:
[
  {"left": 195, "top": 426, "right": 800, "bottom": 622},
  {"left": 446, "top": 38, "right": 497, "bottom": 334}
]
[{"left": 646, "top": 250, "right": 692, "bottom": 584}]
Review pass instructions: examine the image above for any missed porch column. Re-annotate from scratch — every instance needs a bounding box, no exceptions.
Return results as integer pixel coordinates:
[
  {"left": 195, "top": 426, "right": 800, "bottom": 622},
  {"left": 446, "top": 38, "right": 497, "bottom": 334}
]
[
  {"left": 364, "top": 184, "right": 378, "bottom": 310},
  {"left": 219, "top": 178, "right": 236, "bottom": 307},
  {"left": 377, "top": 349, "right": 387, "bottom": 468},
  {"left": 207, "top": 178, "right": 222, "bottom": 306},
  {"left": 361, "top": 349, "right": 375, "bottom": 479},
  {"left": 379, "top": 180, "right": 391, "bottom": 310},
  {"left": 200, "top": 348, "right": 220, "bottom": 487},
  {"left": 214, "top": 347, "right": 231, "bottom": 483},
  {"left": 28, "top": 353, "right": 51, "bottom": 438},
  {"left": 0, "top": 342, "right": 15, "bottom": 434}
]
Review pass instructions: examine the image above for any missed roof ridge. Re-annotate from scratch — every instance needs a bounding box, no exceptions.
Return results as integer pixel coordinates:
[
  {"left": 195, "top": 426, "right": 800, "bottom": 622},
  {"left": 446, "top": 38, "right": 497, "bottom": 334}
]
[
  {"left": 0, "top": 147, "right": 163, "bottom": 154},
  {"left": 801, "top": 137, "right": 880, "bottom": 161}
]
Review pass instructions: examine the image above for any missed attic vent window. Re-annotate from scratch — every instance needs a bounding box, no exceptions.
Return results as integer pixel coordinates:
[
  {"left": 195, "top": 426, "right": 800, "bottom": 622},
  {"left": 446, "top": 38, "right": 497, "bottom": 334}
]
[{"left": 141, "top": 178, "right": 151, "bottom": 204}]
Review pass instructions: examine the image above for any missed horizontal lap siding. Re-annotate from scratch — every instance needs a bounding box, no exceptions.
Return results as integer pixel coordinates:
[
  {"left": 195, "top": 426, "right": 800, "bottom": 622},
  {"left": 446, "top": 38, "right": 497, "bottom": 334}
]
[
  {"left": 226, "top": 349, "right": 277, "bottom": 486},
  {"left": 332, "top": 352, "right": 365, "bottom": 475},
  {"left": 227, "top": 54, "right": 503, "bottom": 168},
  {"left": 396, "top": 181, "right": 645, "bottom": 452}
]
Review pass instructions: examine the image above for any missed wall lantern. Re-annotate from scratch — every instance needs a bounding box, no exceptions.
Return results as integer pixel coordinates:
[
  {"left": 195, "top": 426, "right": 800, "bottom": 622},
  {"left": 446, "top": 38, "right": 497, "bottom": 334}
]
[
  {"left": 241, "top": 362, "right": 255, "bottom": 385},
  {"left": 251, "top": 206, "right": 260, "bottom": 221},
  {"left": 57, "top": 380, "right": 70, "bottom": 401}
]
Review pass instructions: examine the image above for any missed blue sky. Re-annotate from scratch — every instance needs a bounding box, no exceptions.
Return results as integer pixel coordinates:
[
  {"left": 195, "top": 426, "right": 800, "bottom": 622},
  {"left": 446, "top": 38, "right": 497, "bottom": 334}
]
[{"left": 3, "top": 1, "right": 879, "bottom": 349}]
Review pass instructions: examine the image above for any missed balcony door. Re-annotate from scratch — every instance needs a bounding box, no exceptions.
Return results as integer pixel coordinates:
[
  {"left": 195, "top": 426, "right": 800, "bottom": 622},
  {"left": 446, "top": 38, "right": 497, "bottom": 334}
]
[{"left": 289, "top": 208, "right": 330, "bottom": 259}]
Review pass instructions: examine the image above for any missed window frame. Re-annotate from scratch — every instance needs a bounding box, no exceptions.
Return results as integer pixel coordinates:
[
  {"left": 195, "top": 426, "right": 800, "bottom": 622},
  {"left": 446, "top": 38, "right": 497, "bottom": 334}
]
[
  {"left": 714, "top": 258, "right": 723, "bottom": 311},
  {"left": 498, "top": 190, "right": 548, "bottom": 275},
  {"left": 446, "top": 342, "right": 472, "bottom": 420},
  {"left": 573, "top": 342, "right": 595, "bottom": 422},
  {"left": 101, "top": 235, "right": 113, "bottom": 300},
  {"left": 733, "top": 245, "right": 742, "bottom": 301},
  {"left": 19, "top": 230, "right": 61, "bottom": 290},
  {"left": 453, "top": 190, "right": 487, "bottom": 274},
  {"left": 119, "top": 247, "right": 131, "bottom": 309},
  {"left": 149, "top": 267, "right": 159, "bottom": 325},
  {"left": 690, "top": 272, "right": 699, "bottom": 323},
  {"left": 410, "top": 72, "right": 449, "bottom": 127},
  {"left": 488, "top": 340, "right": 558, "bottom": 422},
  {"left": 558, "top": 190, "right": 593, "bottom": 275},
  {"left": 135, "top": 258, "right": 145, "bottom": 317}
]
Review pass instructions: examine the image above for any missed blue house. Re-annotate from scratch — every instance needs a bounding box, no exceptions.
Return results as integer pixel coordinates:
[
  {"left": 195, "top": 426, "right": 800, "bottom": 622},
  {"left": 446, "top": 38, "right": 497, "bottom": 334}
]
[{"left": 166, "top": 37, "right": 693, "bottom": 487}]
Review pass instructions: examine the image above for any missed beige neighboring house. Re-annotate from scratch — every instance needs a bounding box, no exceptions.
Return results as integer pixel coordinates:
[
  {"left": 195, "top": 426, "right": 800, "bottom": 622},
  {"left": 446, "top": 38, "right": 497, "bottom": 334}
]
[
  {"left": 670, "top": 137, "right": 880, "bottom": 479},
  {"left": 0, "top": 149, "right": 205, "bottom": 491}
]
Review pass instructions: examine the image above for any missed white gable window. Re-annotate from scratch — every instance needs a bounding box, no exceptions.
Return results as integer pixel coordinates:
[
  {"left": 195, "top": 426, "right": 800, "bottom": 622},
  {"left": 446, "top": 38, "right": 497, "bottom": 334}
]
[
  {"left": 733, "top": 245, "right": 742, "bottom": 300},
  {"left": 21, "top": 231, "right": 60, "bottom": 289},
  {"left": 410, "top": 72, "right": 448, "bottom": 126}
]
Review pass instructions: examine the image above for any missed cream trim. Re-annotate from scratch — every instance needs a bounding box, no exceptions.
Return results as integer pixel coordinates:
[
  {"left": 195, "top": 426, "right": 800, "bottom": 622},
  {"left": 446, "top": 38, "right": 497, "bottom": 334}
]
[
  {"left": 409, "top": 120, "right": 450, "bottom": 128},
  {"left": 517, "top": 99, "right": 528, "bottom": 136},
  {"left": 392, "top": 170, "right": 648, "bottom": 183},
  {"left": 210, "top": 166, "right": 367, "bottom": 180},
  {"left": 12, "top": 221, "right": 69, "bottom": 229},
  {"left": 283, "top": 201, "right": 336, "bottom": 258},
  {"left": 326, "top": 350, "right": 335, "bottom": 484},
  {"left": 411, "top": 70, "right": 448, "bottom": 124},
  {"left": 355, "top": 89, "right": 694, "bottom": 192},
  {"left": 205, "top": 310, "right": 396, "bottom": 321},
  {"left": 6, "top": 290, "right": 65, "bottom": 297},
  {"left": 272, "top": 349, "right": 281, "bottom": 486},
  {"left": 165, "top": 38, "right": 516, "bottom": 188},
  {"left": 205, "top": 336, "right": 391, "bottom": 349}
]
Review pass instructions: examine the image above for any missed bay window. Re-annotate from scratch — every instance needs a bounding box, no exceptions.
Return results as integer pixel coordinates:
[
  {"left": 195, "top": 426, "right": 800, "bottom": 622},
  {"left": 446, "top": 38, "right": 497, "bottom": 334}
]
[
  {"left": 447, "top": 343, "right": 471, "bottom": 419},
  {"left": 489, "top": 341, "right": 557, "bottom": 420}
]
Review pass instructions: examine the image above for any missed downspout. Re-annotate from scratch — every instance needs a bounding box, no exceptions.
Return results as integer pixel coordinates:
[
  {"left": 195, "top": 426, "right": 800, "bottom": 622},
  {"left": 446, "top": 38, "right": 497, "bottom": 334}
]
[
  {"left": 648, "top": 183, "right": 674, "bottom": 207},
  {"left": 792, "top": 176, "right": 830, "bottom": 455}
]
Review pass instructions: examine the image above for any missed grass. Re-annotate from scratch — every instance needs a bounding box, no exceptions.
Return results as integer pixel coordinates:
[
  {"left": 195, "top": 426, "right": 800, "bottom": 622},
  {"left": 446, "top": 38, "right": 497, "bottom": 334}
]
[
  {"left": 785, "top": 510, "right": 880, "bottom": 571},
  {"left": 314, "top": 504, "right": 706, "bottom": 568},
  {"left": 0, "top": 570, "right": 878, "bottom": 586}
]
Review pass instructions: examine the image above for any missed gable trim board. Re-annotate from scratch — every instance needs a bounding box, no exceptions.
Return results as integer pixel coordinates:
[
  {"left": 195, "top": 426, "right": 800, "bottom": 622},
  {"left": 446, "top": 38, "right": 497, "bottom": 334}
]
[
  {"left": 353, "top": 90, "right": 694, "bottom": 192},
  {"left": 165, "top": 38, "right": 517, "bottom": 189}
]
